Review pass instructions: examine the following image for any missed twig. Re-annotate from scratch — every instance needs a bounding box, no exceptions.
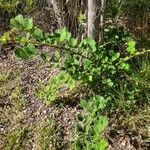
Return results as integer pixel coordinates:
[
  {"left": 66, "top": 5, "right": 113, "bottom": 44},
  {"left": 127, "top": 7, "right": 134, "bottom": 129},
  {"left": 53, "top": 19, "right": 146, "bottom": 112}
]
[
  {"left": 10, "top": 40, "right": 91, "bottom": 60},
  {"left": 117, "top": 49, "right": 150, "bottom": 65}
]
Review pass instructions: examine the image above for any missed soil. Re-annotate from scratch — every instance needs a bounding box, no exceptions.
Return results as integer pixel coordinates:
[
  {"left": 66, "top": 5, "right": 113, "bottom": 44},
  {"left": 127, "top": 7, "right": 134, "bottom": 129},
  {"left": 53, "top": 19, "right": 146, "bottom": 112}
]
[{"left": 0, "top": 47, "right": 81, "bottom": 150}]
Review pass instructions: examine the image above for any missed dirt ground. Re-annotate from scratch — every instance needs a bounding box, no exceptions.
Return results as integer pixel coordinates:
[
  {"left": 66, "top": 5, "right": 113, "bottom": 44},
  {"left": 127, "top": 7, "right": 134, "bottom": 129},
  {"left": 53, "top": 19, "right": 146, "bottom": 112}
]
[{"left": 0, "top": 46, "right": 81, "bottom": 150}]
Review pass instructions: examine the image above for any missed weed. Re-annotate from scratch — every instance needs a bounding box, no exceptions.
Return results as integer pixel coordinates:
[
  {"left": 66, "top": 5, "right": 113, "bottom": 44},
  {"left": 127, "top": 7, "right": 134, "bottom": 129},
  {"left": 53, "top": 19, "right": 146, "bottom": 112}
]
[
  {"left": 37, "top": 71, "right": 76, "bottom": 103},
  {"left": 0, "top": 71, "right": 10, "bottom": 82},
  {"left": 4, "top": 127, "right": 29, "bottom": 150},
  {"left": 34, "top": 118, "right": 56, "bottom": 150},
  {"left": 10, "top": 86, "right": 26, "bottom": 110},
  {"left": 73, "top": 95, "right": 109, "bottom": 150},
  {"left": 130, "top": 55, "right": 150, "bottom": 105}
]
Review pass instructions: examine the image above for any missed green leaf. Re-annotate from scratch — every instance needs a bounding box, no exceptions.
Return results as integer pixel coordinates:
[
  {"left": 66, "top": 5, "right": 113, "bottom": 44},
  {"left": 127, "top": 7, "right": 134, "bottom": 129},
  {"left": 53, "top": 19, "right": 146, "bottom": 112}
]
[
  {"left": 10, "top": 15, "right": 33, "bottom": 30},
  {"left": 79, "top": 37, "right": 96, "bottom": 52},
  {"left": 33, "top": 28, "right": 44, "bottom": 39},
  {"left": 14, "top": 43, "right": 36, "bottom": 59},
  {"left": 86, "top": 101, "right": 94, "bottom": 112},
  {"left": 0, "top": 32, "right": 11, "bottom": 44},
  {"left": 69, "top": 38, "right": 78, "bottom": 47},
  {"left": 68, "top": 78, "right": 76, "bottom": 90},
  {"left": 24, "top": 18, "right": 33, "bottom": 30},
  {"left": 10, "top": 18, "right": 17, "bottom": 27},
  {"left": 26, "top": 43, "right": 36, "bottom": 54},
  {"left": 112, "top": 52, "right": 120, "bottom": 61},
  {"left": 84, "top": 60, "right": 92, "bottom": 69},
  {"left": 94, "top": 116, "right": 108, "bottom": 133},
  {"left": 94, "top": 95, "right": 107, "bottom": 110},
  {"left": 120, "top": 62, "right": 130, "bottom": 70},
  {"left": 65, "top": 54, "right": 74, "bottom": 64},
  {"left": 10, "top": 15, "right": 24, "bottom": 29},
  {"left": 80, "top": 99, "right": 87, "bottom": 108},
  {"left": 127, "top": 40, "right": 136, "bottom": 53},
  {"left": 55, "top": 27, "right": 71, "bottom": 42},
  {"left": 73, "top": 56, "right": 79, "bottom": 65},
  {"left": 57, "top": 72, "right": 66, "bottom": 81},
  {"left": 106, "top": 78, "right": 114, "bottom": 87},
  {"left": 89, "top": 75, "right": 93, "bottom": 81},
  {"left": 86, "top": 37, "right": 96, "bottom": 52},
  {"left": 14, "top": 14, "right": 24, "bottom": 25},
  {"left": 99, "top": 139, "right": 108, "bottom": 150},
  {"left": 66, "top": 32, "right": 71, "bottom": 41},
  {"left": 15, "top": 48, "right": 26, "bottom": 59}
]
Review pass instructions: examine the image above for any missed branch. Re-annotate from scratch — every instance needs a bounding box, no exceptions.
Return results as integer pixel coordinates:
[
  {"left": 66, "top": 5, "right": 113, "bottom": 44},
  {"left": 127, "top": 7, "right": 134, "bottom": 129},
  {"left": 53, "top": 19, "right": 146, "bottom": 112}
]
[
  {"left": 117, "top": 49, "right": 150, "bottom": 65},
  {"left": 9, "top": 40, "right": 91, "bottom": 60}
]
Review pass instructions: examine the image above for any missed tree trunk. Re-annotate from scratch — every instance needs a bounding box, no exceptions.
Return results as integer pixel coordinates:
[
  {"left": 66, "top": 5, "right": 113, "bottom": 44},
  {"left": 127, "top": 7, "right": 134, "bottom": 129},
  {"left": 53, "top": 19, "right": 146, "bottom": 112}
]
[
  {"left": 46, "top": 0, "right": 65, "bottom": 27},
  {"left": 46, "top": 0, "right": 79, "bottom": 36},
  {"left": 100, "top": 0, "right": 106, "bottom": 43},
  {"left": 87, "top": 0, "right": 101, "bottom": 42}
]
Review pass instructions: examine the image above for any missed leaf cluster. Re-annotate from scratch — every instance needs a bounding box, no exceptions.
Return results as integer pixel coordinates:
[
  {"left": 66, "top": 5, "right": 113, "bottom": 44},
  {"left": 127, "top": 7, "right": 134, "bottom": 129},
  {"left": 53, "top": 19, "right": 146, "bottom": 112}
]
[
  {"left": 37, "top": 71, "right": 76, "bottom": 103},
  {"left": 0, "top": 0, "right": 36, "bottom": 12},
  {"left": 74, "top": 95, "right": 109, "bottom": 150}
]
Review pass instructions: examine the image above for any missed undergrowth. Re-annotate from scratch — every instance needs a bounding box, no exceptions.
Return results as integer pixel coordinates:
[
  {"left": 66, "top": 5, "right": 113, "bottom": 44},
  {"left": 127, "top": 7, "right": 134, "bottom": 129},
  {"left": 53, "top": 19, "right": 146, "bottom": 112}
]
[
  {"left": 0, "top": 69, "right": 57, "bottom": 150},
  {"left": 0, "top": 14, "right": 150, "bottom": 150}
]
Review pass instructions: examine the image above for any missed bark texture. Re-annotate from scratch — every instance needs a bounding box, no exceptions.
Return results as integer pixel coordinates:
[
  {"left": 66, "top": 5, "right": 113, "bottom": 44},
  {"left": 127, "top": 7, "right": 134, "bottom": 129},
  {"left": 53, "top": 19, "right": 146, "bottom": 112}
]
[
  {"left": 46, "top": 0, "right": 65, "bottom": 27},
  {"left": 46, "top": 0, "right": 79, "bottom": 36},
  {"left": 87, "top": 0, "right": 101, "bottom": 42},
  {"left": 100, "top": 0, "right": 106, "bottom": 43}
]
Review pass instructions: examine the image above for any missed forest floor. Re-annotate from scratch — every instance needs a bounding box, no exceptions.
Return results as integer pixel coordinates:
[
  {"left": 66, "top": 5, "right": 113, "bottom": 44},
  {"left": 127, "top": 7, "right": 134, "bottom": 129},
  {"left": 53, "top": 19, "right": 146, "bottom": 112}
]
[
  {"left": 0, "top": 47, "right": 80, "bottom": 150},
  {"left": 0, "top": 46, "right": 150, "bottom": 150}
]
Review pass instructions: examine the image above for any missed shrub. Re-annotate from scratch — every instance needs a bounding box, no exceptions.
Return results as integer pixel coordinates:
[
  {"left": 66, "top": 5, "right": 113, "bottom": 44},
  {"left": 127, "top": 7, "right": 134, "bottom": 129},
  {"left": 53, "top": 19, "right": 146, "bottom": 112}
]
[
  {"left": 0, "top": 0, "right": 36, "bottom": 12},
  {"left": 1, "top": 15, "right": 150, "bottom": 150},
  {"left": 73, "top": 95, "right": 109, "bottom": 150}
]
